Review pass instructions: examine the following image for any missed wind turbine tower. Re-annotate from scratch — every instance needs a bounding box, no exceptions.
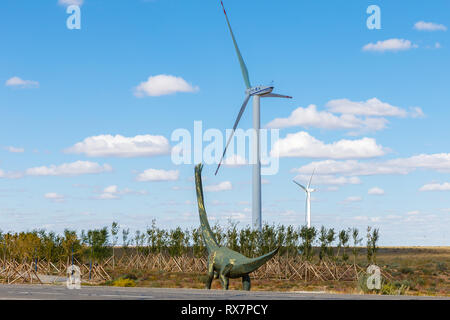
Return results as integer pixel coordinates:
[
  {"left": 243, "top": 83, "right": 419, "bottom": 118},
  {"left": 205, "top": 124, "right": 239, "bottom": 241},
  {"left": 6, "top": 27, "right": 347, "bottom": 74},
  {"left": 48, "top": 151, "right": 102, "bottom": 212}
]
[
  {"left": 293, "top": 170, "right": 316, "bottom": 228},
  {"left": 215, "top": 1, "right": 292, "bottom": 232}
]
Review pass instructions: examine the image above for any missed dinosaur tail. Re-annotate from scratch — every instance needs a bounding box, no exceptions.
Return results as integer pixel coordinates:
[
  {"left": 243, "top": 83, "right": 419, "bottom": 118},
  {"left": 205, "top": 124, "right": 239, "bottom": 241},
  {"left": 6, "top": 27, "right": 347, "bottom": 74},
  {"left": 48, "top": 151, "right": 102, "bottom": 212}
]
[
  {"left": 195, "top": 163, "right": 220, "bottom": 254},
  {"left": 243, "top": 247, "right": 280, "bottom": 274}
]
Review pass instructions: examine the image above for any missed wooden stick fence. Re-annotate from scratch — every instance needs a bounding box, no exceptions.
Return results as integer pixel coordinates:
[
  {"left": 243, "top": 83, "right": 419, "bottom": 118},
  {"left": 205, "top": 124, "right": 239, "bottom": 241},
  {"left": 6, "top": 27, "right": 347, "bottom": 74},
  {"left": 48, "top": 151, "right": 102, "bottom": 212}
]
[
  {"left": 0, "top": 254, "right": 386, "bottom": 284},
  {"left": 0, "top": 258, "right": 111, "bottom": 284},
  {"left": 112, "top": 254, "right": 367, "bottom": 282}
]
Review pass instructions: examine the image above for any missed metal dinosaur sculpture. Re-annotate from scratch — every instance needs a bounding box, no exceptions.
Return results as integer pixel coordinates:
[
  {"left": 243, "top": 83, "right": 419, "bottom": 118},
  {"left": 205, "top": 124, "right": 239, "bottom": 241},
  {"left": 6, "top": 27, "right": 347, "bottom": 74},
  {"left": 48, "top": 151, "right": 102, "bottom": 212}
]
[{"left": 195, "top": 163, "right": 279, "bottom": 291}]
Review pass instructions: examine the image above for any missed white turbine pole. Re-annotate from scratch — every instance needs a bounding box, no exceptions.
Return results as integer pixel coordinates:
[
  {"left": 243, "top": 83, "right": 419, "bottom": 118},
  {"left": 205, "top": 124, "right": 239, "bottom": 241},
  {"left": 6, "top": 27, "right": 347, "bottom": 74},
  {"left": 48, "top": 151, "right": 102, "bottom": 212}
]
[
  {"left": 216, "top": 1, "right": 291, "bottom": 233},
  {"left": 306, "top": 191, "right": 311, "bottom": 228},
  {"left": 252, "top": 95, "right": 262, "bottom": 232},
  {"left": 293, "top": 173, "right": 315, "bottom": 229}
]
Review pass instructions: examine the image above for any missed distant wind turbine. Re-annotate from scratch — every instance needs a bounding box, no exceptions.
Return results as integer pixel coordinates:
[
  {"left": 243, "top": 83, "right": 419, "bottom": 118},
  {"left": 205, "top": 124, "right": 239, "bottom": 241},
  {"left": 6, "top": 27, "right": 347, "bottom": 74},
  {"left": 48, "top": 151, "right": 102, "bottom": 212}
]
[
  {"left": 215, "top": 1, "right": 292, "bottom": 232},
  {"left": 293, "top": 169, "right": 317, "bottom": 228}
]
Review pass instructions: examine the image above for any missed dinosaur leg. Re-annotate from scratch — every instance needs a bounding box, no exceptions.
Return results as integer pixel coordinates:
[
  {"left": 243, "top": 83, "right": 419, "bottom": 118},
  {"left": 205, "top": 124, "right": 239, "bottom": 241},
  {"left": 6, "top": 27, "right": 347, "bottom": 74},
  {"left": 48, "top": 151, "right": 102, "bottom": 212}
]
[
  {"left": 219, "top": 273, "right": 229, "bottom": 290},
  {"left": 205, "top": 270, "right": 214, "bottom": 289},
  {"left": 219, "top": 264, "right": 233, "bottom": 290},
  {"left": 242, "top": 274, "right": 251, "bottom": 291},
  {"left": 205, "top": 260, "right": 214, "bottom": 290}
]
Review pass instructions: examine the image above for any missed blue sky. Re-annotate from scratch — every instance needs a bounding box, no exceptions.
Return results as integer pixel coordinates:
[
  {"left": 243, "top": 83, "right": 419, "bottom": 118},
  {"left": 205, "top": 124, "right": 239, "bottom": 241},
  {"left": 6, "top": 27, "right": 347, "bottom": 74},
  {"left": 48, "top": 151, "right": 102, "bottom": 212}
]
[{"left": 0, "top": 0, "right": 449, "bottom": 245}]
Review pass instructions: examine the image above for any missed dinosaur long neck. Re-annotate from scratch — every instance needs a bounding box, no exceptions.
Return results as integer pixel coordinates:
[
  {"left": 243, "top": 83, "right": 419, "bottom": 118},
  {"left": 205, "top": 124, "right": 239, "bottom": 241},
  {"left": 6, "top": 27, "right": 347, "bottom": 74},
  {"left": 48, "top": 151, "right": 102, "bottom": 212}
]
[{"left": 195, "top": 164, "right": 219, "bottom": 254}]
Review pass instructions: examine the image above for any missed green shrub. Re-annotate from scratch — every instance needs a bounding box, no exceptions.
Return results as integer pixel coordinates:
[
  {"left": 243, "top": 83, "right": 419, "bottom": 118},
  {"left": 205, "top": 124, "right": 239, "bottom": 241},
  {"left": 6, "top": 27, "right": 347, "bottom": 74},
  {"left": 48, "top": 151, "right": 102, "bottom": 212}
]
[
  {"left": 416, "top": 277, "right": 425, "bottom": 286},
  {"left": 436, "top": 262, "right": 447, "bottom": 272},
  {"left": 366, "top": 227, "right": 379, "bottom": 265},
  {"left": 357, "top": 273, "right": 375, "bottom": 294},
  {"left": 299, "top": 226, "right": 317, "bottom": 261},
  {"left": 122, "top": 273, "right": 138, "bottom": 280},
  {"left": 113, "top": 278, "right": 136, "bottom": 287},
  {"left": 422, "top": 268, "right": 433, "bottom": 275},
  {"left": 381, "top": 281, "right": 409, "bottom": 295},
  {"left": 399, "top": 267, "right": 414, "bottom": 274}
]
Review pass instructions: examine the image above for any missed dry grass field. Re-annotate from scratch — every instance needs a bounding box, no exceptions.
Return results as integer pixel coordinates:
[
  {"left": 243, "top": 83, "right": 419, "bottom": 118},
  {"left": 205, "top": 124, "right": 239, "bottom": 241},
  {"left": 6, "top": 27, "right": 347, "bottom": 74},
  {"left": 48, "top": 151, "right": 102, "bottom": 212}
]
[{"left": 105, "top": 247, "right": 449, "bottom": 296}]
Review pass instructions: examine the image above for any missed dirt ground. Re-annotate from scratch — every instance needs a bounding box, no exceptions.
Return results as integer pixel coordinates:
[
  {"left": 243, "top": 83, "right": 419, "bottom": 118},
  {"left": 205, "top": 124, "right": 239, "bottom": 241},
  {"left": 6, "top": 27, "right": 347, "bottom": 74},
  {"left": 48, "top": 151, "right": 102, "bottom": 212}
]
[{"left": 104, "top": 247, "right": 450, "bottom": 297}]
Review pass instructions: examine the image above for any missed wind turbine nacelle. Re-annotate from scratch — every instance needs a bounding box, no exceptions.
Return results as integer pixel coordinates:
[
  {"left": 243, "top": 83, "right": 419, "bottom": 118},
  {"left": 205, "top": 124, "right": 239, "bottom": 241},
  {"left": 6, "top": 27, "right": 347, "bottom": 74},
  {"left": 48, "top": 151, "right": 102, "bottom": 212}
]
[{"left": 246, "top": 86, "right": 274, "bottom": 96}]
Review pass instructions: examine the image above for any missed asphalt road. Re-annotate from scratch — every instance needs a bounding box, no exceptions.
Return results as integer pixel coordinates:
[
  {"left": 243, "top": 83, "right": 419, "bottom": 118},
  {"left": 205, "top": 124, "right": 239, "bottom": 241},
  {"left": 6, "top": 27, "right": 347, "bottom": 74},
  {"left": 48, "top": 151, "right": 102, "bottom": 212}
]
[{"left": 0, "top": 284, "right": 447, "bottom": 300}]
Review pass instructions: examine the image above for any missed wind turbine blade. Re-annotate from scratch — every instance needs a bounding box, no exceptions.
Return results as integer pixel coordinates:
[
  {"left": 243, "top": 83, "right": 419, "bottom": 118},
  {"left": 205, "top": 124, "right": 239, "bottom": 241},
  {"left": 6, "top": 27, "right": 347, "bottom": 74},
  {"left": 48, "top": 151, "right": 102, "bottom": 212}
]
[
  {"left": 215, "top": 94, "right": 251, "bottom": 175},
  {"left": 220, "top": 1, "right": 251, "bottom": 89},
  {"left": 261, "top": 93, "right": 293, "bottom": 99},
  {"left": 293, "top": 180, "right": 307, "bottom": 192},
  {"left": 308, "top": 168, "right": 316, "bottom": 189}
]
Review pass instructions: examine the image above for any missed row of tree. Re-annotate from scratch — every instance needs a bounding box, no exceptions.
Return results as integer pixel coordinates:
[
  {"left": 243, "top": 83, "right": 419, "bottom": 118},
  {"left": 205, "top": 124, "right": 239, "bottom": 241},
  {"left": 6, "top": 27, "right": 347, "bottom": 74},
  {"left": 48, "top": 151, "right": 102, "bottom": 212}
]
[{"left": 0, "top": 220, "right": 380, "bottom": 265}]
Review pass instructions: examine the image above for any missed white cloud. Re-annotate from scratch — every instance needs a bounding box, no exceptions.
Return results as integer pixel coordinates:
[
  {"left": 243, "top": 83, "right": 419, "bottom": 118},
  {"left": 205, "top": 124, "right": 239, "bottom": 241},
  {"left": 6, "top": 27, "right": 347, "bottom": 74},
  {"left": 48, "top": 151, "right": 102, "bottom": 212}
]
[
  {"left": 343, "top": 196, "right": 362, "bottom": 203},
  {"left": 26, "top": 161, "right": 112, "bottom": 176},
  {"left": 96, "top": 185, "right": 148, "bottom": 199},
  {"left": 5, "top": 76, "right": 39, "bottom": 88},
  {"left": 210, "top": 200, "right": 227, "bottom": 206},
  {"left": 227, "top": 212, "right": 247, "bottom": 221},
  {"left": 435, "top": 42, "right": 442, "bottom": 49},
  {"left": 295, "top": 159, "right": 406, "bottom": 176},
  {"left": 368, "top": 187, "right": 385, "bottom": 195},
  {"left": 266, "top": 98, "right": 423, "bottom": 134},
  {"left": 402, "top": 154, "right": 450, "bottom": 172},
  {"left": 271, "top": 131, "right": 385, "bottom": 159},
  {"left": 44, "top": 193, "right": 65, "bottom": 202},
  {"left": 414, "top": 21, "right": 447, "bottom": 31},
  {"left": 296, "top": 174, "right": 361, "bottom": 186},
  {"left": 5, "top": 146, "right": 25, "bottom": 153},
  {"left": 44, "top": 192, "right": 64, "bottom": 199},
  {"left": 294, "top": 174, "right": 361, "bottom": 186},
  {"left": 409, "top": 107, "right": 425, "bottom": 118},
  {"left": 58, "top": 0, "right": 84, "bottom": 6},
  {"left": 0, "top": 169, "right": 23, "bottom": 179},
  {"left": 419, "top": 182, "right": 450, "bottom": 192},
  {"left": 104, "top": 185, "right": 118, "bottom": 194},
  {"left": 295, "top": 154, "right": 450, "bottom": 176},
  {"left": 66, "top": 134, "right": 170, "bottom": 158},
  {"left": 134, "top": 75, "right": 199, "bottom": 97},
  {"left": 266, "top": 104, "right": 388, "bottom": 132},
  {"left": 136, "top": 169, "right": 179, "bottom": 182},
  {"left": 223, "top": 154, "right": 247, "bottom": 167},
  {"left": 353, "top": 215, "right": 380, "bottom": 222},
  {"left": 204, "top": 181, "right": 232, "bottom": 192},
  {"left": 97, "top": 185, "right": 119, "bottom": 200},
  {"left": 363, "top": 38, "right": 417, "bottom": 52},
  {"left": 385, "top": 215, "right": 401, "bottom": 220},
  {"left": 121, "top": 188, "right": 148, "bottom": 196},
  {"left": 97, "top": 193, "right": 118, "bottom": 200},
  {"left": 325, "top": 98, "right": 417, "bottom": 118}
]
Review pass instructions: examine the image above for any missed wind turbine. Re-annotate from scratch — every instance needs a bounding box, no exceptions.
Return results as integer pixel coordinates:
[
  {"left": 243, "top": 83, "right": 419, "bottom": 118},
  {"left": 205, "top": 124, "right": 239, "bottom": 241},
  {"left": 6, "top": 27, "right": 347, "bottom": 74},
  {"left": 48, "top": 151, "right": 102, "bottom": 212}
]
[
  {"left": 215, "top": 1, "right": 292, "bottom": 232},
  {"left": 293, "top": 170, "right": 316, "bottom": 228}
]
